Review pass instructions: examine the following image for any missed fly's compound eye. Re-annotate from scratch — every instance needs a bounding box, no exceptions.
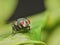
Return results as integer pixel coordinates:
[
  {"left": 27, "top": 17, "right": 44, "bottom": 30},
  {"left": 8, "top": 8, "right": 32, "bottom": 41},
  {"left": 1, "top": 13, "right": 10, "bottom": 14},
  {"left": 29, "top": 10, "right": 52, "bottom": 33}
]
[
  {"left": 20, "top": 21, "right": 24, "bottom": 26},
  {"left": 26, "top": 19, "right": 30, "bottom": 24}
]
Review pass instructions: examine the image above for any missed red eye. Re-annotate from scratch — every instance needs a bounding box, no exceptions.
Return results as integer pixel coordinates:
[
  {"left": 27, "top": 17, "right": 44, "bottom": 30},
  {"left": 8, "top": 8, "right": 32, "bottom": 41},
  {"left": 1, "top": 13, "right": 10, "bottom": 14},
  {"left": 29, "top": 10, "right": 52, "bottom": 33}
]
[
  {"left": 20, "top": 21, "right": 24, "bottom": 26},
  {"left": 27, "top": 19, "right": 30, "bottom": 24}
]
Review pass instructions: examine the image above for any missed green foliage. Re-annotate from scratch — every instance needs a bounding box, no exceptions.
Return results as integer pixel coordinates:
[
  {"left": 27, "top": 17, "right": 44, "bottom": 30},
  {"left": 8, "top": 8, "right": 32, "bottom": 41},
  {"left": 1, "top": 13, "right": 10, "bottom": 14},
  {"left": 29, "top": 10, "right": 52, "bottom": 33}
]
[{"left": 0, "top": 0, "right": 60, "bottom": 45}]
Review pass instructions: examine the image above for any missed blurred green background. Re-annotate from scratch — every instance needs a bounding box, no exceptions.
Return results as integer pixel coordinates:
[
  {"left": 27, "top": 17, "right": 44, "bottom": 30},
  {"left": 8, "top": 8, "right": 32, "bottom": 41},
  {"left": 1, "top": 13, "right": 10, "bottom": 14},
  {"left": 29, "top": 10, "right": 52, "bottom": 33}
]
[
  {"left": 0, "top": 0, "right": 60, "bottom": 45},
  {"left": 0, "top": 0, "right": 46, "bottom": 45}
]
